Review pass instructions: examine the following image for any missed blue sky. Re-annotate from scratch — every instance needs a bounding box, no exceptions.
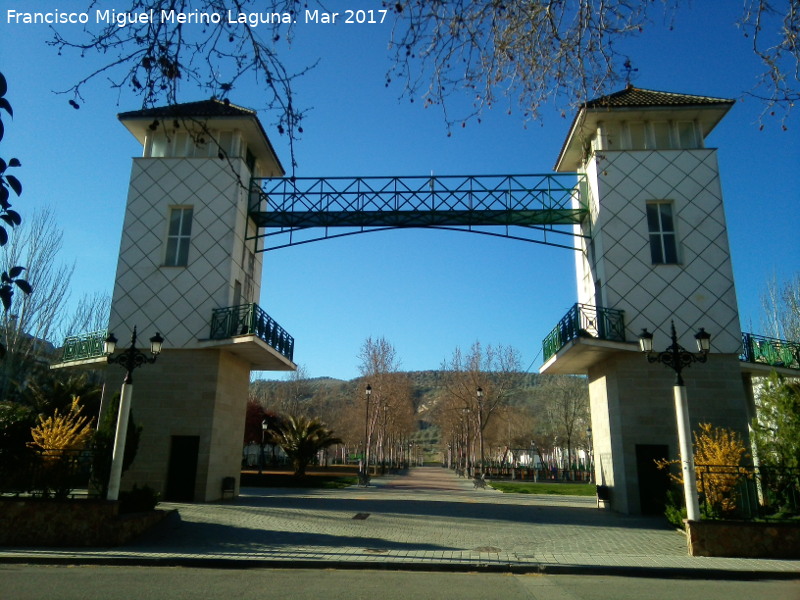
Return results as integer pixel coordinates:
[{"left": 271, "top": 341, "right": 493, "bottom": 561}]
[{"left": 2, "top": 2, "right": 798, "bottom": 381}]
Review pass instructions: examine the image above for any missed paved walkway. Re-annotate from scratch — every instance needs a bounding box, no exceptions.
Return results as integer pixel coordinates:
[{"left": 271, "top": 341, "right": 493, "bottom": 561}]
[{"left": 2, "top": 467, "right": 799, "bottom": 578}]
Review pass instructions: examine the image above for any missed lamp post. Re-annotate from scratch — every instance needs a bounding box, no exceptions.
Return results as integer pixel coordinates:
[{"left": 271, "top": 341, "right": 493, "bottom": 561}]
[
  {"left": 259, "top": 419, "right": 268, "bottom": 475},
  {"left": 586, "top": 427, "right": 594, "bottom": 483},
  {"left": 639, "top": 320, "right": 711, "bottom": 522},
  {"left": 104, "top": 326, "right": 164, "bottom": 501},
  {"left": 363, "top": 384, "right": 372, "bottom": 477}
]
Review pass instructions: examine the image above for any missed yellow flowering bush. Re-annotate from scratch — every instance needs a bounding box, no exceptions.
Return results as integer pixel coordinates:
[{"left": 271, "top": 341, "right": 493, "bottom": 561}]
[
  {"left": 657, "top": 422, "right": 749, "bottom": 517},
  {"left": 28, "top": 396, "right": 94, "bottom": 458}
]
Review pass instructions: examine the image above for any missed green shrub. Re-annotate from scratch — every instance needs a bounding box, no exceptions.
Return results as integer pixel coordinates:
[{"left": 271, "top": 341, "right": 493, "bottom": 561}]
[
  {"left": 664, "top": 488, "right": 686, "bottom": 529},
  {"left": 119, "top": 484, "right": 160, "bottom": 513}
]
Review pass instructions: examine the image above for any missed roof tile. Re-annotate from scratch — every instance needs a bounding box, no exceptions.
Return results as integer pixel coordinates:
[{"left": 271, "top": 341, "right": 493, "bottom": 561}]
[
  {"left": 584, "top": 85, "right": 734, "bottom": 109},
  {"left": 118, "top": 98, "right": 256, "bottom": 120}
]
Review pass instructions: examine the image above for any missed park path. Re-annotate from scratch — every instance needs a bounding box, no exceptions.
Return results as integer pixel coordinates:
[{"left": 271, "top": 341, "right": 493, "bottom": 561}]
[
  {"left": 380, "top": 466, "right": 475, "bottom": 492},
  {"left": 2, "top": 466, "right": 798, "bottom": 576}
]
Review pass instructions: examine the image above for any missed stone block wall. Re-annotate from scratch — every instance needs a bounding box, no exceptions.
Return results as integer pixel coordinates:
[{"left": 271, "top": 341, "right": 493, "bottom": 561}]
[
  {"left": 0, "top": 498, "right": 169, "bottom": 546},
  {"left": 687, "top": 520, "right": 800, "bottom": 558}
]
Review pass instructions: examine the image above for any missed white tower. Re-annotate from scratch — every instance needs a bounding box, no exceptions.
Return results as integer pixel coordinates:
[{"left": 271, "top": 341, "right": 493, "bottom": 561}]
[
  {"left": 543, "top": 86, "right": 751, "bottom": 514},
  {"left": 103, "top": 100, "right": 295, "bottom": 501}
]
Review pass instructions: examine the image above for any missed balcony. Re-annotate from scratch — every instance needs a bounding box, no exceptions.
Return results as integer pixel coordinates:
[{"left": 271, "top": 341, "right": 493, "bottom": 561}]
[
  {"left": 542, "top": 304, "right": 627, "bottom": 364},
  {"left": 59, "top": 329, "right": 108, "bottom": 364},
  {"left": 209, "top": 303, "right": 294, "bottom": 362},
  {"left": 740, "top": 332, "right": 800, "bottom": 371}
]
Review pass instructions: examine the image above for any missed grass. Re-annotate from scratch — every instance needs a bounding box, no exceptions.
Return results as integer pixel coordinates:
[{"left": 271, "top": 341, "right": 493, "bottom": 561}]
[
  {"left": 241, "top": 467, "right": 359, "bottom": 489},
  {"left": 489, "top": 481, "right": 597, "bottom": 497},
  {"left": 243, "top": 474, "right": 359, "bottom": 488}
]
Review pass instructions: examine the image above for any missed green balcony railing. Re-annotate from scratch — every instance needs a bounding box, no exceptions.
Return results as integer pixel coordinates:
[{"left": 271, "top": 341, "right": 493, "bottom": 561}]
[
  {"left": 60, "top": 329, "right": 108, "bottom": 363},
  {"left": 209, "top": 303, "right": 294, "bottom": 362},
  {"left": 542, "top": 304, "right": 626, "bottom": 363},
  {"left": 741, "top": 332, "right": 800, "bottom": 370}
]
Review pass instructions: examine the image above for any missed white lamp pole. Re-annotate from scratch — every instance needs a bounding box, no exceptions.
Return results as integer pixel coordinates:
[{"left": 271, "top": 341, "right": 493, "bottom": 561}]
[
  {"left": 639, "top": 321, "right": 711, "bottom": 522},
  {"left": 104, "top": 327, "right": 164, "bottom": 501}
]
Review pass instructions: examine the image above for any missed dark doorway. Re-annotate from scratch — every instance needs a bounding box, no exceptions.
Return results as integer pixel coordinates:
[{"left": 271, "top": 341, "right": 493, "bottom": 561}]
[
  {"left": 636, "top": 444, "right": 671, "bottom": 515},
  {"left": 165, "top": 435, "right": 200, "bottom": 502}
]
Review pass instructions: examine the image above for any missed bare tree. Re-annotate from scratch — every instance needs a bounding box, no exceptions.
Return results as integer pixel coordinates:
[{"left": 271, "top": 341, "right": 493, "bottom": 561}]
[
  {"left": 375, "top": 372, "right": 415, "bottom": 469},
  {"left": 485, "top": 403, "right": 539, "bottom": 467},
  {"left": 535, "top": 375, "right": 590, "bottom": 471},
  {"left": 278, "top": 364, "right": 314, "bottom": 417},
  {"left": 761, "top": 272, "right": 800, "bottom": 341},
  {"left": 49, "top": 0, "right": 316, "bottom": 169},
  {"left": 42, "top": 1, "right": 798, "bottom": 174},
  {"left": 430, "top": 387, "right": 464, "bottom": 469},
  {"left": 441, "top": 342, "right": 523, "bottom": 476},
  {"left": 741, "top": 0, "right": 800, "bottom": 125},
  {"left": 0, "top": 209, "right": 73, "bottom": 401},
  {"left": 387, "top": 0, "right": 799, "bottom": 128},
  {"left": 59, "top": 292, "right": 111, "bottom": 342},
  {"left": 357, "top": 336, "right": 414, "bottom": 472}
]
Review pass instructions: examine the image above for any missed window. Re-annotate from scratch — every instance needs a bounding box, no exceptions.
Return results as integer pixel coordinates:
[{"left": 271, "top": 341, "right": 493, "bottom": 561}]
[
  {"left": 595, "top": 122, "right": 619, "bottom": 149},
  {"left": 245, "top": 147, "right": 256, "bottom": 174},
  {"left": 676, "top": 121, "right": 698, "bottom": 148},
  {"left": 150, "top": 133, "right": 168, "bottom": 157},
  {"left": 646, "top": 202, "right": 678, "bottom": 264},
  {"left": 627, "top": 122, "right": 647, "bottom": 149},
  {"left": 172, "top": 131, "right": 189, "bottom": 156},
  {"left": 651, "top": 122, "right": 672, "bottom": 148},
  {"left": 217, "top": 131, "right": 234, "bottom": 158},
  {"left": 191, "top": 135, "right": 209, "bottom": 158},
  {"left": 165, "top": 207, "right": 193, "bottom": 266}
]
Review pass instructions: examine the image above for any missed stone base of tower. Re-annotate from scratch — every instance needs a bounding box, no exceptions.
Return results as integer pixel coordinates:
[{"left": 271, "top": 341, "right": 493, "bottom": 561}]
[
  {"left": 546, "top": 347, "right": 752, "bottom": 515},
  {"left": 101, "top": 348, "right": 251, "bottom": 502}
]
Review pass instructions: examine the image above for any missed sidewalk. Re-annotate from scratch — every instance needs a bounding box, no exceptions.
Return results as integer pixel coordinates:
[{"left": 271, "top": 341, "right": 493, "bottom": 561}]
[{"left": 2, "top": 467, "right": 799, "bottom": 578}]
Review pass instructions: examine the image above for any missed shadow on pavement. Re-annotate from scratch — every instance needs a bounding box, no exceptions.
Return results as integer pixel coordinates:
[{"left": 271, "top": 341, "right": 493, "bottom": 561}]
[
  {"left": 130, "top": 510, "right": 455, "bottom": 553},
  {"left": 223, "top": 492, "right": 672, "bottom": 531}
]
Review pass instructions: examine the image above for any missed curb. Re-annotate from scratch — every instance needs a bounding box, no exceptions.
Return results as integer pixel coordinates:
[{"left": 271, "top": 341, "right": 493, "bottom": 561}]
[{"left": 1, "top": 555, "right": 798, "bottom": 580}]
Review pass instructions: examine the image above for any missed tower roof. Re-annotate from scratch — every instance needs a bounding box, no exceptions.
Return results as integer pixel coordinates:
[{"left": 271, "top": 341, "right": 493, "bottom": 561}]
[
  {"left": 583, "top": 85, "right": 734, "bottom": 110},
  {"left": 118, "top": 98, "right": 285, "bottom": 176},
  {"left": 555, "top": 85, "right": 735, "bottom": 172},
  {"left": 117, "top": 98, "right": 258, "bottom": 120}
]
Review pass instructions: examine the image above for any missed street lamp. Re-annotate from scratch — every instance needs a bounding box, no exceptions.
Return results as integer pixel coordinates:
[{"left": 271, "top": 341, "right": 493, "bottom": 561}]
[
  {"left": 259, "top": 419, "right": 268, "bottom": 475},
  {"left": 363, "top": 384, "right": 372, "bottom": 477},
  {"left": 585, "top": 427, "right": 594, "bottom": 483},
  {"left": 104, "top": 326, "right": 164, "bottom": 501},
  {"left": 639, "top": 320, "right": 711, "bottom": 522}
]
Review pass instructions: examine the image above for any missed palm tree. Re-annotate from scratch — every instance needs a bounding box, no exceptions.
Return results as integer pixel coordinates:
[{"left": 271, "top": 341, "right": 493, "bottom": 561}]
[{"left": 274, "top": 415, "right": 342, "bottom": 477}]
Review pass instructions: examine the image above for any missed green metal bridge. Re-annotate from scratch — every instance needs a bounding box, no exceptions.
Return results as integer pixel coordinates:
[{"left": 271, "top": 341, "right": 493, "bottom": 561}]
[{"left": 248, "top": 173, "right": 587, "bottom": 251}]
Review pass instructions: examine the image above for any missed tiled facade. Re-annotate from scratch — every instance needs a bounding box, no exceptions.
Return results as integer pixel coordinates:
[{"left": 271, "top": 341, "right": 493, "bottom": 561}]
[
  {"left": 109, "top": 156, "right": 261, "bottom": 345},
  {"left": 549, "top": 87, "right": 752, "bottom": 514},
  {"left": 103, "top": 102, "right": 293, "bottom": 501},
  {"left": 577, "top": 148, "right": 741, "bottom": 353}
]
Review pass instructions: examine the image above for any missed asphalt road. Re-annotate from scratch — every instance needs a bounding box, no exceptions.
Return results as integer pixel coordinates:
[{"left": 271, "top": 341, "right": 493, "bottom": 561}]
[{"left": 2, "top": 566, "right": 799, "bottom": 600}]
